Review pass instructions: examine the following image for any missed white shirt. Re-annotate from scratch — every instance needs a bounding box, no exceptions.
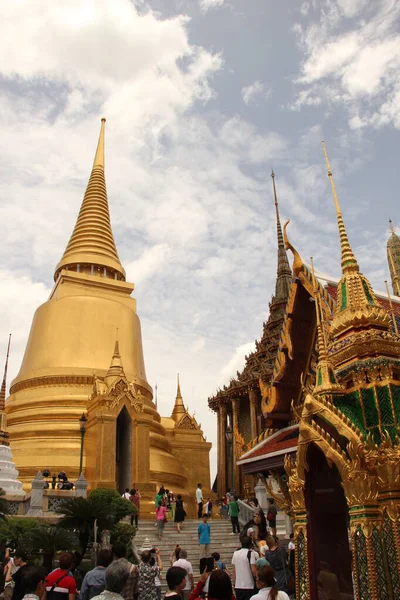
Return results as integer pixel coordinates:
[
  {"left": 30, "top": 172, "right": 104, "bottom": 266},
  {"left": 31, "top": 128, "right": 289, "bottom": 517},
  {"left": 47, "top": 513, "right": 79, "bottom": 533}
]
[
  {"left": 122, "top": 492, "right": 131, "bottom": 500},
  {"left": 173, "top": 559, "right": 193, "bottom": 591},
  {"left": 196, "top": 487, "right": 203, "bottom": 503},
  {"left": 288, "top": 541, "right": 295, "bottom": 551},
  {"left": 232, "top": 548, "right": 257, "bottom": 589},
  {"left": 250, "top": 588, "right": 290, "bottom": 600}
]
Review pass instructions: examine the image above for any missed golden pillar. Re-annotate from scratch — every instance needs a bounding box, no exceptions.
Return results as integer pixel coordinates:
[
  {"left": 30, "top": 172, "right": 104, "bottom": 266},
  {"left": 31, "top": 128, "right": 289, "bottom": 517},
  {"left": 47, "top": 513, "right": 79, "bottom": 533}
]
[
  {"left": 284, "top": 456, "right": 310, "bottom": 600},
  {"left": 135, "top": 412, "right": 152, "bottom": 485},
  {"left": 249, "top": 387, "right": 258, "bottom": 440},
  {"left": 218, "top": 404, "right": 227, "bottom": 496},
  {"left": 231, "top": 398, "right": 241, "bottom": 493}
]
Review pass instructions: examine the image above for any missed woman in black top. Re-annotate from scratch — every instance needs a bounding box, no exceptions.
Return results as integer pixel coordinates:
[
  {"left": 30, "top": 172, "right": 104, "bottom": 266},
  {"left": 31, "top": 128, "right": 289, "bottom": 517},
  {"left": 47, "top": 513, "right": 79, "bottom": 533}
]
[{"left": 174, "top": 494, "right": 186, "bottom": 532}]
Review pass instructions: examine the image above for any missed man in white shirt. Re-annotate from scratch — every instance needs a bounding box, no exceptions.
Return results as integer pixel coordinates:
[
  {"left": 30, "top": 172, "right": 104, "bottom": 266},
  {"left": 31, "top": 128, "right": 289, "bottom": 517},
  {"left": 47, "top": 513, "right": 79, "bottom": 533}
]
[
  {"left": 172, "top": 550, "right": 194, "bottom": 600},
  {"left": 122, "top": 488, "right": 131, "bottom": 500},
  {"left": 232, "top": 537, "right": 258, "bottom": 600},
  {"left": 195, "top": 483, "right": 203, "bottom": 519}
]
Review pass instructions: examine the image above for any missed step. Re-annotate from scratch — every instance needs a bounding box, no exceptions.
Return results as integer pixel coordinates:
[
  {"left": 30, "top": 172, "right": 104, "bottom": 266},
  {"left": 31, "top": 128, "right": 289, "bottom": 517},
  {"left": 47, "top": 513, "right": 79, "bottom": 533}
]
[{"left": 131, "top": 518, "right": 289, "bottom": 594}]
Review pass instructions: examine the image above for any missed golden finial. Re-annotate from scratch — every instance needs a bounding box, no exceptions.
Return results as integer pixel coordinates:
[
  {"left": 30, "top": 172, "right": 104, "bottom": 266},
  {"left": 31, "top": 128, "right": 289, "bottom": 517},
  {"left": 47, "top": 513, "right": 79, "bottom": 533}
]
[
  {"left": 384, "top": 280, "right": 399, "bottom": 335},
  {"left": 177, "top": 373, "right": 182, "bottom": 398},
  {"left": 271, "top": 170, "right": 282, "bottom": 240},
  {"left": 310, "top": 258, "right": 327, "bottom": 361},
  {"left": 93, "top": 118, "right": 106, "bottom": 168},
  {"left": 105, "top": 332, "right": 124, "bottom": 386},
  {"left": 321, "top": 141, "right": 359, "bottom": 273},
  {"left": 389, "top": 218, "right": 395, "bottom": 235},
  {"left": 310, "top": 259, "right": 344, "bottom": 395},
  {"left": 171, "top": 372, "right": 186, "bottom": 421},
  {"left": 271, "top": 170, "right": 291, "bottom": 293},
  {"left": 0, "top": 334, "right": 11, "bottom": 410},
  {"left": 388, "top": 246, "right": 400, "bottom": 296}
]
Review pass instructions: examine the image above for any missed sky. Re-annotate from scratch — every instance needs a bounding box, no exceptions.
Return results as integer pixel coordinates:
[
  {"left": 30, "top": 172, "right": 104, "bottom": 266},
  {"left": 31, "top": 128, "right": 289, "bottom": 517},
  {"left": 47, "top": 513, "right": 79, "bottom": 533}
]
[{"left": 1, "top": 0, "right": 400, "bottom": 484}]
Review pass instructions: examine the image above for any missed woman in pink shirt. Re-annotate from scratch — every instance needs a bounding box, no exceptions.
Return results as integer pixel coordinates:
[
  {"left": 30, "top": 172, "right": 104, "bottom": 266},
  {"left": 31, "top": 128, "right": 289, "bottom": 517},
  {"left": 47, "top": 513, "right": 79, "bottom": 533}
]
[{"left": 156, "top": 500, "right": 167, "bottom": 540}]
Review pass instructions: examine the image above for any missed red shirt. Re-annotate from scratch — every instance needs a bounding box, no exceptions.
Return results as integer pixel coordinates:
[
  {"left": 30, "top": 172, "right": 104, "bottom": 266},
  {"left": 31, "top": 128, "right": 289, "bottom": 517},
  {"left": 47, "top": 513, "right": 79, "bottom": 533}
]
[{"left": 45, "top": 569, "right": 76, "bottom": 600}]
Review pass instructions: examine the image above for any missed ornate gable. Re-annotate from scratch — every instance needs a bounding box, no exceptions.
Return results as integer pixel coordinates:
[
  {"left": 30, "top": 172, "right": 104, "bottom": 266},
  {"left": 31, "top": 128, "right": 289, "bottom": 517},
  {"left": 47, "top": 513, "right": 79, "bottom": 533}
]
[
  {"left": 175, "top": 413, "right": 200, "bottom": 430},
  {"left": 90, "top": 374, "right": 144, "bottom": 414}
]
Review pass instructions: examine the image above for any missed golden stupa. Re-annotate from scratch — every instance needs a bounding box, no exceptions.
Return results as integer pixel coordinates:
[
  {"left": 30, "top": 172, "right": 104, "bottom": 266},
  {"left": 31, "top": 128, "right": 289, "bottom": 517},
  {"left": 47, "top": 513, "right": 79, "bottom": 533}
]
[{"left": 6, "top": 120, "right": 211, "bottom": 516}]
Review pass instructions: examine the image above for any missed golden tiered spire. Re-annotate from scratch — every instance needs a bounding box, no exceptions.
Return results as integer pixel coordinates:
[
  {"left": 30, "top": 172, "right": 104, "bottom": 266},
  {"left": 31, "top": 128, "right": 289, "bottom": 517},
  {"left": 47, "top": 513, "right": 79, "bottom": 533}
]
[
  {"left": 384, "top": 280, "right": 399, "bottom": 335},
  {"left": 54, "top": 119, "right": 126, "bottom": 281},
  {"left": 321, "top": 141, "right": 390, "bottom": 337},
  {"left": 271, "top": 171, "right": 292, "bottom": 299},
  {"left": 104, "top": 334, "right": 125, "bottom": 386},
  {"left": 171, "top": 373, "right": 187, "bottom": 422},
  {"left": 322, "top": 142, "right": 359, "bottom": 273},
  {"left": 0, "top": 334, "right": 11, "bottom": 412},
  {"left": 310, "top": 259, "right": 343, "bottom": 395},
  {"left": 0, "top": 334, "right": 11, "bottom": 445}
]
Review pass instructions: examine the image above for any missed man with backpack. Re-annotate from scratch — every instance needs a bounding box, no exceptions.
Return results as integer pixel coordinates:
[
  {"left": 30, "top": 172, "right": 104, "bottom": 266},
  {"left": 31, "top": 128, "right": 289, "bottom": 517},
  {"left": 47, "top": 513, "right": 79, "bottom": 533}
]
[
  {"left": 45, "top": 553, "right": 76, "bottom": 600},
  {"left": 231, "top": 537, "right": 258, "bottom": 600}
]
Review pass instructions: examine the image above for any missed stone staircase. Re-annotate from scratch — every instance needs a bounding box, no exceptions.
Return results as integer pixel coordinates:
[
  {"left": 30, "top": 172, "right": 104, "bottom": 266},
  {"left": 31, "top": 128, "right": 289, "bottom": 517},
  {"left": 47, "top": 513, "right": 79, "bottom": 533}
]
[
  {"left": 134, "top": 518, "right": 241, "bottom": 593},
  {"left": 133, "top": 517, "right": 287, "bottom": 593}
]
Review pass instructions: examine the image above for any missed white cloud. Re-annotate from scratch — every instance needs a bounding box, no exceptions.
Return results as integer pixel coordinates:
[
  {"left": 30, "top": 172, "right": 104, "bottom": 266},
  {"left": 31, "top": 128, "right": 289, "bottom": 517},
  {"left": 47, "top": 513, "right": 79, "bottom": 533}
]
[
  {"left": 293, "top": 0, "right": 400, "bottom": 129},
  {"left": 241, "top": 80, "right": 270, "bottom": 105},
  {"left": 0, "top": 0, "right": 291, "bottom": 486},
  {"left": 199, "top": 0, "right": 225, "bottom": 13},
  {"left": 218, "top": 342, "right": 256, "bottom": 387},
  {"left": 0, "top": 271, "right": 50, "bottom": 387}
]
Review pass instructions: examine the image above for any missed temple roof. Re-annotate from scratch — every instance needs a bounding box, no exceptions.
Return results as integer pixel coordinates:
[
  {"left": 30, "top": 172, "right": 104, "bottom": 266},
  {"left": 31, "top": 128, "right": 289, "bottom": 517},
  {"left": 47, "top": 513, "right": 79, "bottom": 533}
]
[
  {"left": 237, "top": 424, "right": 298, "bottom": 471},
  {"left": 54, "top": 119, "right": 126, "bottom": 281}
]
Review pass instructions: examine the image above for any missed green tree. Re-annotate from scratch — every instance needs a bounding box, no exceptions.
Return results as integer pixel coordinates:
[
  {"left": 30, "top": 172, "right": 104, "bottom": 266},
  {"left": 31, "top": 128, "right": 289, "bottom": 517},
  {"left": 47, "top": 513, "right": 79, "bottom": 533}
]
[
  {"left": 89, "top": 488, "right": 135, "bottom": 524},
  {"left": 22, "top": 526, "right": 79, "bottom": 573},
  {"left": 0, "top": 488, "right": 10, "bottom": 521},
  {"left": 56, "top": 490, "right": 135, "bottom": 563},
  {"left": 55, "top": 496, "right": 108, "bottom": 560},
  {"left": 0, "top": 517, "right": 38, "bottom": 549}
]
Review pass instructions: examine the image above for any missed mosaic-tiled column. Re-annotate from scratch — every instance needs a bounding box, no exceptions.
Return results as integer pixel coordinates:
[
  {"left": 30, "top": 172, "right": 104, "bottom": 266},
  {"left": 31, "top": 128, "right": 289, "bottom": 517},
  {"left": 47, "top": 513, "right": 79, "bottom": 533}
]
[
  {"left": 348, "top": 505, "right": 387, "bottom": 600},
  {"left": 284, "top": 456, "right": 310, "bottom": 600},
  {"left": 343, "top": 470, "right": 389, "bottom": 600}
]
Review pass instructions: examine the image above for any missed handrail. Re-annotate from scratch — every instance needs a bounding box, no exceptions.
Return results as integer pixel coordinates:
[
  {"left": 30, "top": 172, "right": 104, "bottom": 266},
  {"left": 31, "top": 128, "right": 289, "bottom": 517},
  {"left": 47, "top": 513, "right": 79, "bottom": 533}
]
[{"left": 237, "top": 499, "right": 254, "bottom": 526}]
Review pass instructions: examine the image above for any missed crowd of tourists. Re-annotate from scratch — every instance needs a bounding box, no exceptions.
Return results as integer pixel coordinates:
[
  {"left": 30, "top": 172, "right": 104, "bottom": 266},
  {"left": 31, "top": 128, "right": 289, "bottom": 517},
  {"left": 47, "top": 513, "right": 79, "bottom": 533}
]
[
  {"left": 0, "top": 522, "right": 294, "bottom": 600},
  {"left": 1, "top": 483, "right": 294, "bottom": 600}
]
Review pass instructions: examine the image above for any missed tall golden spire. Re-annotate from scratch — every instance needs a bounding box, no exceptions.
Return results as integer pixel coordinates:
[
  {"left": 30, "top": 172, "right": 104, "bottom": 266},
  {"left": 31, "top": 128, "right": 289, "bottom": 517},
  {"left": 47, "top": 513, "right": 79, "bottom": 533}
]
[
  {"left": 271, "top": 171, "right": 292, "bottom": 300},
  {"left": 321, "top": 141, "right": 359, "bottom": 273},
  {"left": 104, "top": 333, "right": 125, "bottom": 386},
  {"left": 0, "top": 334, "right": 11, "bottom": 412},
  {"left": 54, "top": 119, "right": 126, "bottom": 281},
  {"left": 176, "top": 373, "right": 182, "bottom": 399},
  {"left": 321, "top": 141, "right": 390, "bottom": 338},
  {"left": 0, "top": 334, "right": 11, "bottom": 445},
  {"left": 171, "top": 373, "right": 187, "bottom": 422},
  {"left": 310, "top": 259, "right": 343, "bottom": 395}
]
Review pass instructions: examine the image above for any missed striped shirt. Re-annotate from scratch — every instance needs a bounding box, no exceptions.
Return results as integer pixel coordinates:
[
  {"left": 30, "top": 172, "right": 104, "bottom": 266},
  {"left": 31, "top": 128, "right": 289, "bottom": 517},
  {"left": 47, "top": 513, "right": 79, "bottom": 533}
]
[{"left": 45, "top": 569, "right": 76, "bottom": 600}]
